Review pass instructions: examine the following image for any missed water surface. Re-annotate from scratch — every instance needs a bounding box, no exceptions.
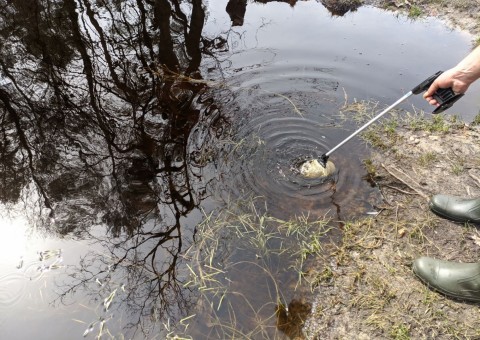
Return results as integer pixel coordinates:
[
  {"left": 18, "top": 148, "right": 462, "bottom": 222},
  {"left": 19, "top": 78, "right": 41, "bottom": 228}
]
[{"left": 0, "top": 1, "right": 478, "bottom": 339}]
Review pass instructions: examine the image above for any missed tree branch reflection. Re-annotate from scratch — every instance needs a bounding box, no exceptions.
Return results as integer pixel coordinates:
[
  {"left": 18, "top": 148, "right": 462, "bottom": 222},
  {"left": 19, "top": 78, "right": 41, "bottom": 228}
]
[{"left": 0, "top": 0, "right": 235, "bottom": 337}]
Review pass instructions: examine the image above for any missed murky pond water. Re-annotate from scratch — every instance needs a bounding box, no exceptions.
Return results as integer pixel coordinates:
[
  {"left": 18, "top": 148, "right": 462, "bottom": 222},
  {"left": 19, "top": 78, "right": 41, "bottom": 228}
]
[{"left": 0, "top": 1, "right": 479, "bottom": 339}]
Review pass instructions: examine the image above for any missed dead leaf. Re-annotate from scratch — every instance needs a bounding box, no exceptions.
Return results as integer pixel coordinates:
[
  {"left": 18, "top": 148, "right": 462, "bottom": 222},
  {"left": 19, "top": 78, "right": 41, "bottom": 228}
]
[{"left": 468, "top": 232, "right": 480, "bottom": 247}]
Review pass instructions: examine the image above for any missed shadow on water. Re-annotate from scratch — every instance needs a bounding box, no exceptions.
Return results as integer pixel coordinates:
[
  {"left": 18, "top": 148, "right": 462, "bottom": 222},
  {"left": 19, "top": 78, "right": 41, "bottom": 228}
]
[{"left": 0, "top": 0, "right": 477, "bottom": 339}]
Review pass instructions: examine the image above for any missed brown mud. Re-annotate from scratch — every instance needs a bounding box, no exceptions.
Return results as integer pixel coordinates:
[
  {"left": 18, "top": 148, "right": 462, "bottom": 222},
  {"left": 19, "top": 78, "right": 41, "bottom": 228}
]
[{"left": 369, "top": 0, "right": 480, "bottom": 39}]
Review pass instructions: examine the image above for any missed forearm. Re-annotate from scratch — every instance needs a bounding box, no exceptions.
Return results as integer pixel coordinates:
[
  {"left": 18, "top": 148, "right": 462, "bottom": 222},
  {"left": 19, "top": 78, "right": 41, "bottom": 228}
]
[
  {"left": 424, "top": 46, "right": 480, "bottom": 102},
  {"left": 453, "top": 45, "right": 480, "bottom": 84}
]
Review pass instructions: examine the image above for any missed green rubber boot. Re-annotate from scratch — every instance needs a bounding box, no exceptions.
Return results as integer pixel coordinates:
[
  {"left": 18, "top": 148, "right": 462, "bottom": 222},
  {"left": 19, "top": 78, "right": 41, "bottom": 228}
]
[
  {"left": 429, "top": 194, "right": 480, "bottom": 223},
  {"left": 413, "top": 256, "right": 480, "bottom": 302}
]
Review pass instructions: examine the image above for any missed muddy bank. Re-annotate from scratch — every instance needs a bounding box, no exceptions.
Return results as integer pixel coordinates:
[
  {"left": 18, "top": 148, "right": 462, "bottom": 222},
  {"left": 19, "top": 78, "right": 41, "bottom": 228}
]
[
  {"left": 365, "top": 0, "right": 480, "bottom": 38},
  {"left": 263, "top": 0, "right": 480, "bottom": 38}
]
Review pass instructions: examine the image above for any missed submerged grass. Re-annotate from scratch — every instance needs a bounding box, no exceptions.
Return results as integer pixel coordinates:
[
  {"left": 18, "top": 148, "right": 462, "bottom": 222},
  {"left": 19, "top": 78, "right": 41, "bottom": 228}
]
[
  {"left": 179, "top": 198, "right": 334, "bottom": 339},
  {"left": 152, "top": 66, "right": 305, "bottom": 116}
]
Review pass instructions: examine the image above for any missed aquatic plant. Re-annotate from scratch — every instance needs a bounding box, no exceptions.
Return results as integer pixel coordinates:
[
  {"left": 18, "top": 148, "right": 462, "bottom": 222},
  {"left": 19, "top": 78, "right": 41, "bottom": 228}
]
[{"left": 181, "top": 198, "right": 333, "bottom": 338}]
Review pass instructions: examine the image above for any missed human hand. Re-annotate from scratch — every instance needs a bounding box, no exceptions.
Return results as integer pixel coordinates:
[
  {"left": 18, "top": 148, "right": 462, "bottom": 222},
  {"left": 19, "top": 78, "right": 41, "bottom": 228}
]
[{"left": 423, "top": 68, "right": 471, "bottom": 106}]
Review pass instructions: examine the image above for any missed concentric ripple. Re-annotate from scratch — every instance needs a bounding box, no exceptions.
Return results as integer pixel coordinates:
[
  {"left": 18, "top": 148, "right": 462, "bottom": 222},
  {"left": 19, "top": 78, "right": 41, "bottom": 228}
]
[
  {"left": 215, "top": 65, "right": 380, "bottom": 220},
  {"left": 0, "top": 271, "right": 28, "bottom": 327}
]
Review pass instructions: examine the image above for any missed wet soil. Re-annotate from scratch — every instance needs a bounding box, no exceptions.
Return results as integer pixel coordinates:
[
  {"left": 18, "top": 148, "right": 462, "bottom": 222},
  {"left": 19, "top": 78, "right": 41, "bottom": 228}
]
[
  {"left": 303, "top": 1, "right": 480, "bottom": 338},
  {"left": 305, "top": 116, "right": 480, "bottom": 339},
  {"left": 368, "top": 0, "right": 480, "bottom": 38}
]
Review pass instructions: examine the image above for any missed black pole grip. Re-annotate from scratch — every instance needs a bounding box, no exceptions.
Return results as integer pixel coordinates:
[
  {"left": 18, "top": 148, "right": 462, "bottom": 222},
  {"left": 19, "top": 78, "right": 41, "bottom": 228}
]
[
  {"left": 411, "top": 71, "right": 463, "bottom": 114},
  {"left": 320, "top": 153, "right": 328, "bottom": 167},
  {"left": 432, "top": 88, "right": 464, "bottom": 114},
  {"left": 411, "top": 71, "right": 442, "bottom": 94}
]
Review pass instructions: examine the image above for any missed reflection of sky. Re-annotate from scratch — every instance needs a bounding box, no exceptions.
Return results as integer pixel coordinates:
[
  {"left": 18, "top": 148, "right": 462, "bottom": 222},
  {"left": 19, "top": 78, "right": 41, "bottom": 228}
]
[
  {"left": 208, "top": 0, "right": 479, "bottom": 119},
  {"left": 0, "top": 185, "right": 105, "bottom": 339},
  {"left": 0, "top": 209, "right": 27, "bottom": 265},
  {"left": 0, "top": 184, "right": 48, "bottom": 266}
]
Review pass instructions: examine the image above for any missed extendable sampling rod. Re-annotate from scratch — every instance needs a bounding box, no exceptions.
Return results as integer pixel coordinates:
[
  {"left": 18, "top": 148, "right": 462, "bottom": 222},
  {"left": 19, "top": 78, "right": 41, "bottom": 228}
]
[{"left": 319, "top": 71, "right": 464, "bottom": 166}]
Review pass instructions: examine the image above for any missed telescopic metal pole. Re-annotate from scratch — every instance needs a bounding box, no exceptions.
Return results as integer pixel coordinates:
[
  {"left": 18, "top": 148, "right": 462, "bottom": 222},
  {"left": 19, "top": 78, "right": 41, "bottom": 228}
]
[
  {"left": 318, "top": 71, "right": 462, "bottom": 167},
  {"left": 323, "top": 90, "right": 413, "bottom": 159}
]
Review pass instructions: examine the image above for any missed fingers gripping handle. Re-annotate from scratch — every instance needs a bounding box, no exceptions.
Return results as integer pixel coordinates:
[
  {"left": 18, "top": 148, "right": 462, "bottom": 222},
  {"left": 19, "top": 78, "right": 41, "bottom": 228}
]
[
  {"left": 431, "top": 87, "right": 464, "bottom": 114},
  {"left": 411, "top": 71, "right": 464, "bottom": 114}
]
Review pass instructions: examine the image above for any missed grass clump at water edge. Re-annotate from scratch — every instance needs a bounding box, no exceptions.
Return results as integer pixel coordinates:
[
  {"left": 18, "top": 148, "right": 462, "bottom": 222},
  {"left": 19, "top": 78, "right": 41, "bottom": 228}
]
[
  {"left": 177, "top": 198, "right": 334, "bottom": 339},
  {"left": 408, "top": 5, "right": 422, "bottom": 18}
]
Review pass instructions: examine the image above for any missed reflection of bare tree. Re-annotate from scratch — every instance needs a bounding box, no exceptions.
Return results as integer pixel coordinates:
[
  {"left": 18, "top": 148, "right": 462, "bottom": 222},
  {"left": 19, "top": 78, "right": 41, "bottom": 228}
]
[
  {"left": 226, "top": 0, "right": 362, "bottom": 28},
  {"left": 227, "top": 0, "right": 248, "bottom": 26},
  {"left": 254, "top": 0, "right": 298, "bottom": 6},
  {"left": 0, "top": 0, "right": 233, "bottom": 337}
]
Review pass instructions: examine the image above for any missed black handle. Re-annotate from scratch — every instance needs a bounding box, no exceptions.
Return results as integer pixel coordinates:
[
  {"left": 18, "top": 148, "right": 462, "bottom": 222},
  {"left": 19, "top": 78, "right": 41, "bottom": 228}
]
[
  {"left": 411, "top": 71, "right": 442, "bottom": 94},
  {"left": 319, "top": 153, "right": 328, "bottom": 167},
  {"left": 411, "top": 71, "right": 463, "bottom": 114},
  {"left": 432, "top": 88, "right": 464, "bottom": 114}
]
